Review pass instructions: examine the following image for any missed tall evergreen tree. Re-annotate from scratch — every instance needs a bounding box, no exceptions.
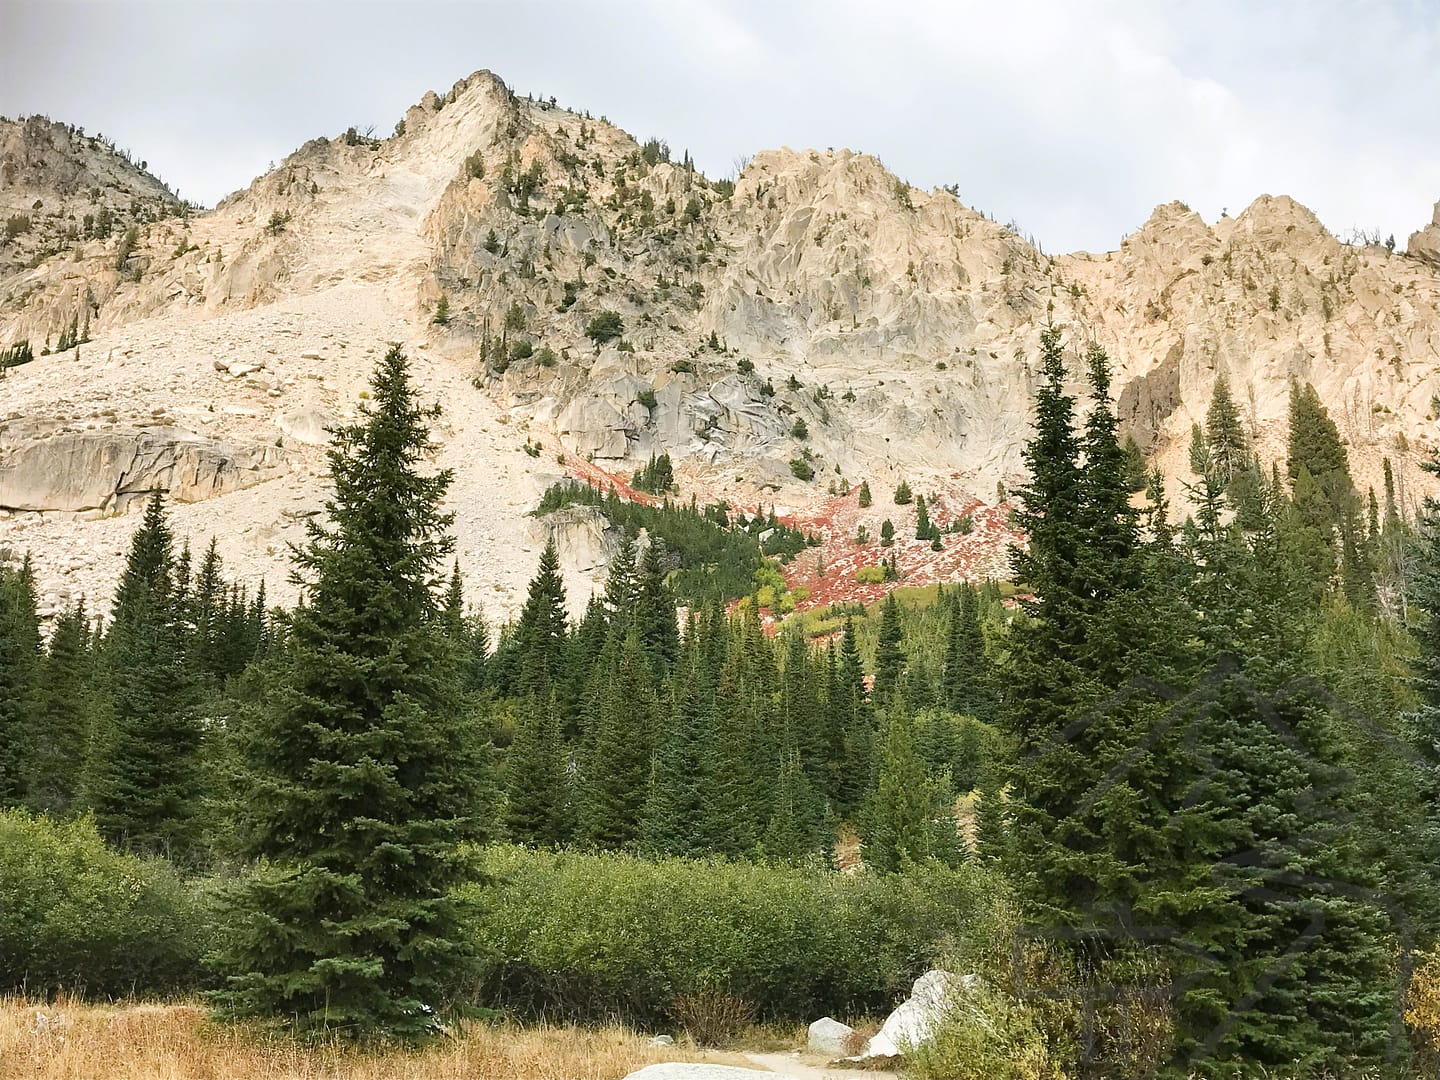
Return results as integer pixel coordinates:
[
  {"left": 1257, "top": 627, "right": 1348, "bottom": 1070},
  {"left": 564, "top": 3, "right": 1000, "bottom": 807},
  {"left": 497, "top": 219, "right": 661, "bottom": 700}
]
[
  {"left": 0, "top": 555, "right": 42, "bottom": 806},
  {"left": 873, "top": 592, "right": 904, "bottom": 701},
  {"left": 23, "top": 598, "right": 95, "bottom": 815},
  {"left": 213, "top": 346, "right": 490, "bottom": 1037},
  {"left": 89, "top": 492, "right": 204, "bottom": 859},
  {"left": 862, "top": 704, "right": 960, "bottom": 872},
  {"left": 511, "top": 539, "right": 568, "bottom": 700}
]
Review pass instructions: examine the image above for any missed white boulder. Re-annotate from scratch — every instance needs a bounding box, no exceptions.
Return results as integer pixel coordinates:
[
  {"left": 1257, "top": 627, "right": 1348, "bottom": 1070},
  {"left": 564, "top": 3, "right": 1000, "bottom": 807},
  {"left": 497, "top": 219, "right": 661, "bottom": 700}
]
[
  {"left": 807, "top": 1015, "right": 856, "bottom": 1056},
  {"left": 864, "top": 969, "right": 972, "bottom": 1059}
]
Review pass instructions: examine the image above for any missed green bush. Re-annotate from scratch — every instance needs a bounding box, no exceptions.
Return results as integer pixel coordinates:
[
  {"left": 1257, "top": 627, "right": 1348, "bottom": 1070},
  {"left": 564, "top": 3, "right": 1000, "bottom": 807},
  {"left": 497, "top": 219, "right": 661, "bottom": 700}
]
[
  {"left": 790, "top": 458, "right": 815, "bottom": 482},
  {"left": 586, "top": 310, "right": 624, "bottom": 344},
  {"left": 0, "top": 811, "right": 208, "bottom": 995},
  {"left": 463, "top": 846, "right": 995, "bottom": 1023}
]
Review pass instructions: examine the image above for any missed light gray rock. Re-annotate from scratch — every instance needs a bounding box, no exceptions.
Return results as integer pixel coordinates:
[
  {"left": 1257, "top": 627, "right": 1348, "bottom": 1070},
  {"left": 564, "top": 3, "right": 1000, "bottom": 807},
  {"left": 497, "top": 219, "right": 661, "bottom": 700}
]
[
  {"left": 863, "top": 969, "right": 974, "bottom": 1059},
  {"left": 0, "top": 426, "right": 285, "bottom": 513},
  {"left": 807, "top": 1015, "right": 855, "bottom": 1056},
  {"left": 275, "top": 407, "right": 337, "bottom": 445},
  {"left": 622, "top": 1066, "right": 775, "bottom": 1080},
  {"left": 1408, "top": 201, "right": 1440, "bottom": 265},
  {"left": 647, "top": 1035, "right": 675, "bottom": 1047}
]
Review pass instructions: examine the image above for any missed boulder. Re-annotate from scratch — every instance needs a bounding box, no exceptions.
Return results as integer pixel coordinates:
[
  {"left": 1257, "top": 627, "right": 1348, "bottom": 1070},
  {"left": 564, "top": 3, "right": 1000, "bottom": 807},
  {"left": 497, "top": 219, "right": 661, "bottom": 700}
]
[
  {"left": 807, "top": 1016, "right": 856, "bottom": 1056},
  {"left": 622, "top": 1067, "right": 775, "bottom": 1080},
  {"left": 0, "top": 426, "right": 285, "bottom": 513},
  {"left": 647, "top": 1035, "right": 675, "bottom": 1048},
  {"left": 275, "top": 407, "right": 337, "bottom": 445},
  {"left": 863, "top": 969, "right": 971, "bottom": 1059},
  {"left": 1408, "top": 201, "right": 1440, "bottom": 266}
]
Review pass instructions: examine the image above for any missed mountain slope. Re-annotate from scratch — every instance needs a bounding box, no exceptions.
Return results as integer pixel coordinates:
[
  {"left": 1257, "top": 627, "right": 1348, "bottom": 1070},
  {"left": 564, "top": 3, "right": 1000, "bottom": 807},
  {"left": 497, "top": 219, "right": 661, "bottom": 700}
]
[{"left": 1, "top": 70, "right": 1437, "bottom": 621}]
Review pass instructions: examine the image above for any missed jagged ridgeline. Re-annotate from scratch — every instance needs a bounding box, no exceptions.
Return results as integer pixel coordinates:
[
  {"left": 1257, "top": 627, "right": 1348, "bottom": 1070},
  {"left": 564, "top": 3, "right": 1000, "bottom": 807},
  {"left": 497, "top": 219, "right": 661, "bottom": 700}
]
[{"left": 3, "top": 69, "right": 1439, "bottom": 621}]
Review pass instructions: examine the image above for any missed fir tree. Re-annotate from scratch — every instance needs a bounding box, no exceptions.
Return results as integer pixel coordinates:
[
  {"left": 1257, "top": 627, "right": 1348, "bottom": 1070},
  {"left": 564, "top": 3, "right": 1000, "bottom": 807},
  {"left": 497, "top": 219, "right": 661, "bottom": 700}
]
[
  {"left": 504, "top": 693, "right": 570, "bottom": 844},
  {"left": 0, "top": 555, "right": 41, "bottom": 806},
  {"left": 1205, "top": 373, "right": 1249, "bottom": 482},
  {"left": 872, "top": 593, "right": 904, "bottom": 701},
  {"left": 862, "top": 704, "right": 960, "bottom": 872},
  {"left": 213, "top": 346, "right": 490, "bottom": 1037},
  {"left": 23, "top": 598, "right": 94, "bottom": 815},
  {"left": 89, "top": 492, "right": 204, "bottom": 859},
  {"left": 575, "top": 631, "right": 655, "bottom": 848},
  {"left": 512, "top": 539, "right": 568, "bottom": 700},
  {"left": 857, "top": 480, "right": 872, "bottom": 508}
]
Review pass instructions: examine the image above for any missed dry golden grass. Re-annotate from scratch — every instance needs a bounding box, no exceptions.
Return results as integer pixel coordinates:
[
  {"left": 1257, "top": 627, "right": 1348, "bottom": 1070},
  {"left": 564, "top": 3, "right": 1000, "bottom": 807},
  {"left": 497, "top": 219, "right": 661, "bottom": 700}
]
[{"left": 0, "top": 996, "right": 753, "bottom": 1080}]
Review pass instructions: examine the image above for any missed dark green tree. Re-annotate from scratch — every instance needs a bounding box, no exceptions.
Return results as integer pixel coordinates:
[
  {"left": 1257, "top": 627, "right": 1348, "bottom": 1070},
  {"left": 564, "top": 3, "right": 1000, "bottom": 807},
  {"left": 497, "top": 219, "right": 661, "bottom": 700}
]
[
  {"left": 0, "top": 555, "right": 41, "bottom": 806},
  {"left": 23, "top": 598, "right": 95, "bottom": 815},
  {"left": 89, "top": 492, "right": 204, "bottom": 860},
  {"left": 872, "top": 592, "right": 904, "bottom": 701},
  {"left": 213, "top": 346, "right": 490, "bottom": 1037}
]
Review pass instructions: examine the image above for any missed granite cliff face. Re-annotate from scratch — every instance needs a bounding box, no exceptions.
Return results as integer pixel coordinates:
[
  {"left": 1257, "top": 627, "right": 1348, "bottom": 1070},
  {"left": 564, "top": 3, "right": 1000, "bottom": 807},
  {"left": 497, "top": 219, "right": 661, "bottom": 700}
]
[{"left": 1, "top": 71, "right": 1437, "bottom": 620}]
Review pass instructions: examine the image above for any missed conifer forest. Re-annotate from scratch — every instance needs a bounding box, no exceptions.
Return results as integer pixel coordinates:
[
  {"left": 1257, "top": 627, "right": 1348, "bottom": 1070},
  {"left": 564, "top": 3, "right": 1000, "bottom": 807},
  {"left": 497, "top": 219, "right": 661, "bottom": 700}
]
[{"left": 5, "top": 333, "right": 1440, "bottom": 1079}]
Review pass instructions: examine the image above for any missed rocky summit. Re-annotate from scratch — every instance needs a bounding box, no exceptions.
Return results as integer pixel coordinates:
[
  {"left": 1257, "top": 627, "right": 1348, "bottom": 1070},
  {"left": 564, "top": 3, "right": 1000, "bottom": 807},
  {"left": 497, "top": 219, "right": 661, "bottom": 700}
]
[{"left": 2, "top": 69, "right": 1437, "bottom": 621}]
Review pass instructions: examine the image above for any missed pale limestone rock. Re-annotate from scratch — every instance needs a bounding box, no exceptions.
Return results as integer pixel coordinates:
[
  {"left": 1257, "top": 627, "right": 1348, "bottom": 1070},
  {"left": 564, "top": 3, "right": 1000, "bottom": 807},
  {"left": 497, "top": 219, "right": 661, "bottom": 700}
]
[{"left": 807, "top": 1016, "right": 855, "bottom": 1056}]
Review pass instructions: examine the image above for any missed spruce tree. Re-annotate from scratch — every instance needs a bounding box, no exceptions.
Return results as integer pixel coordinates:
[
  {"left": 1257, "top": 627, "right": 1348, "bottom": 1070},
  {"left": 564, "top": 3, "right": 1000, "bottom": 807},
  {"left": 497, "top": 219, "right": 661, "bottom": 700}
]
[
  {"left": 862, "top": 704, "right": 960, "bottom": 872},
  {"left": 213, "top": 346, "right": 490, "bottom": 1037},
  {"left": 0, "top": 555, "right": 41, "bottom": 806},
  {"left": 872, "top": 592, "right": 905, "bottom": 703},
  {"left": 512, "top": 539, "right": 568, "bottom": 699},
  {"left": 89, "top": 492, "right": 204, "bottom": 859},
  {"left": 23, "top": 598, "right": 94, "bottom": 815},
  {"left": 1204, "top": 373, "right": 1249, "bottom": 482}
]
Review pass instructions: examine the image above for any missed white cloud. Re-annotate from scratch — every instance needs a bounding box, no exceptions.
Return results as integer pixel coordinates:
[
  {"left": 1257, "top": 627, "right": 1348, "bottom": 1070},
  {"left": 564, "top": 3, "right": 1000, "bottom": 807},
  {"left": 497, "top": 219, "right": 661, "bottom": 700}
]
[{"left": 0, "top": 0, "right": 1435, "bottom": 251}]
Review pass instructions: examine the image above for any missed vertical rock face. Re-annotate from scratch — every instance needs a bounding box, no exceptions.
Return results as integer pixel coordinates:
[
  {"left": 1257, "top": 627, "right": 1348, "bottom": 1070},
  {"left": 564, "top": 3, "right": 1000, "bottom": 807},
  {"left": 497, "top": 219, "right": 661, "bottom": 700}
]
[
  {"left": 1409, "top": 201, "right": 1440, "bottom": 266},
  {"left": 1, "top": 69, "right": 1439, "bottom": 616},
  {"left": 0, "top": 426, "right": 285, "bottom": 513}
]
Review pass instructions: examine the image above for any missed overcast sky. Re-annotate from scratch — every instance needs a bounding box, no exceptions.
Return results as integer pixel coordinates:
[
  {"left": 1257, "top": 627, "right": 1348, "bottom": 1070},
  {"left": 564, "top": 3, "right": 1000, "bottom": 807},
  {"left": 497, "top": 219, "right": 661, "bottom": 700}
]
[{"left": 3, "top": 0, "right": 1438, "bottom": 253}]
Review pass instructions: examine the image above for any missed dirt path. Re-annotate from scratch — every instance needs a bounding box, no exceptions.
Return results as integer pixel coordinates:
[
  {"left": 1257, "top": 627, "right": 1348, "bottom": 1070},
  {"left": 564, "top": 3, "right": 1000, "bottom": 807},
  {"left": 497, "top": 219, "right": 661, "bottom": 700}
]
[{"left": 743, "top": 1051, "right": 900, "bottom": 1080}]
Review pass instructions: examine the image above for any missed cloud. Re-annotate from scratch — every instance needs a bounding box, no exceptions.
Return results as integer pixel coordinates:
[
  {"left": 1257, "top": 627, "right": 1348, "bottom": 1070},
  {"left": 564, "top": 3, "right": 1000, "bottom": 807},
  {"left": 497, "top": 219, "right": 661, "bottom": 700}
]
[{"left": 0, "top": 0, "right": 1435, "bottom": 252}]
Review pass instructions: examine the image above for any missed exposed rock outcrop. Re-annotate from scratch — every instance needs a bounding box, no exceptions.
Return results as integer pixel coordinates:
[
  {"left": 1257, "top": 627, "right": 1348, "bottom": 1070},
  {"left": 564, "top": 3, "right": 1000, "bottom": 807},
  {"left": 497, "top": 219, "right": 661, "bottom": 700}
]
[
  {"left": 0, "top": 425, "right": 284, "bottom": 513},
  {"left": 1408, "top": 201, "right": 1440, "bottom": 266}
]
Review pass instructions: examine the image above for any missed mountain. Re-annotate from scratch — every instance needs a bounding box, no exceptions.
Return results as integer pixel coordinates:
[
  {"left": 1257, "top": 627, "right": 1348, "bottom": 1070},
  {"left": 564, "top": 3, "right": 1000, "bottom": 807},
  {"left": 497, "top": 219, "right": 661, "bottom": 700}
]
[{"left": 1, "top": 70, "right": 1437, "bottom": 622}]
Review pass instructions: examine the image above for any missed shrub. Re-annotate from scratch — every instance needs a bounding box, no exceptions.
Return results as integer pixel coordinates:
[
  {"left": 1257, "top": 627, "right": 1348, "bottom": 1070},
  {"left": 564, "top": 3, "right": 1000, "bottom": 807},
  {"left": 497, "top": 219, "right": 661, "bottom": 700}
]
[
  {"left": 114, "top": 225, "right": 139, "bottom": 270},
  {"left": 737, "top": 357, "right": 754, "bottom": 374},
  {"left": 671, "top": 359, "right": 695, "bottom": 374},
  {"left": 509, "top": 338, "right": 533, "bottom": 361},
  {"left": 790, "top": 418, "right": 809, "bottom": 441},
  {"left": 463, "top": 846, "right": 993, "bottom": 1023},
  {"left": 858, "top": 481, "right": 873, "bottom": 507},
  {"left": 433, "top": 295, "right": 451, "bottom": 325},
  {"left": 668, "top": 989, "right": 757, "bottom": 1046},
  {"left": 535, "top": 346, "right": 557, "bottom": 368},
  {"left": 1, "top": 340, "right": 34, "bottom": 369},
  {"left": 0, "top": 811, "right": 207, "bottom": 996},
  {"left": 265, "top": 209, "right": 290, "bottom": 236},
  {"left": 4, "top": 214, "right": 31, "bottom": 241},
  {"left": 855, "top": 565, "right": 886, "bottom": 584},
  {"left": 464, "top": 149, "right": 485, "bottom": 180},
  {"left": 636, "top": 388, "right": 658, "bottom": 410},
  {"left": 894, "top": 480, "right": 913, "bottom": 505},
  {"left": 586, "top": 310, "right": 624, "bottom": 344},
  {"left": 790, "top": 458, "right": 815, "bottom": 482}
]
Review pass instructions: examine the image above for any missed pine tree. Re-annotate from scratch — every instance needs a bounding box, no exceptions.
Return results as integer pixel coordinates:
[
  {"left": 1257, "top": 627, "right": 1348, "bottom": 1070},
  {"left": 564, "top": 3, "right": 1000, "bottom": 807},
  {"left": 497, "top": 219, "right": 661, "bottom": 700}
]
[
  {"left": 575, "top": 631, "right": 655, "bottom": 848},
  {"left": 857, "top": 480, "right": 872, "bottom": 508},
  {"left": 504, "top": 693, "right": 570, "bottom": 844},
  {"left": 512, "top": 539, "right": 568, "bottom": 699},
  {"left": 893, "top": 479, "right": 913, "bottom": 505},
  {"left": 23, "top": 598, "right": 94, "bottom": 815},
  {"left": 862, "top": 704, "right": 960, "bottom": 872},
  {"left": 872, "top": 592, "right": 904, "bottom": 701},
  {"left": 0, "top": 555, "right": 41, "bottom": 806},
  {"left": 213, "top": 346, "right": 490, "bottom": 1037},
  {"left": 880, "top": 518, "right": 895, "bottom": 547},
  {"left": 915, "top": 494, "right": 931, "bottom": 539},
  {"left": 89, "top": 492, "right": 204, "bottom": 859}
]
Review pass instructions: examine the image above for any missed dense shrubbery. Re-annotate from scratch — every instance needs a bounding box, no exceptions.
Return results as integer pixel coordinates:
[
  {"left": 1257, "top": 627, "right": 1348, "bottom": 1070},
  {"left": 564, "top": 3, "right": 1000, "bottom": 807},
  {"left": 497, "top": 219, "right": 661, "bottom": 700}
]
[
  {"left": 532, "top": 481, "right": 812, "bottom": 603},
  {"left": 464, "top": 846, "right": 997, "bottom": 1024},
  {"left": 0, "top": 811, "right": 208, "bottom": 996}
]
